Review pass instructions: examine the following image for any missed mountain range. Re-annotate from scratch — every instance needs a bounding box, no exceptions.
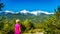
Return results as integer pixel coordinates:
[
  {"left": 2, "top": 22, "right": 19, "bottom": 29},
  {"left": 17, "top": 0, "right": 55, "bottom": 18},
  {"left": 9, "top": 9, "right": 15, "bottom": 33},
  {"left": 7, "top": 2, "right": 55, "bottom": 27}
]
[
  {"left": 0, "top": 10, "right": 54, "bottom": 22},
  {"left": 0, "top": 10, "right": 54, "bottom": 15}
]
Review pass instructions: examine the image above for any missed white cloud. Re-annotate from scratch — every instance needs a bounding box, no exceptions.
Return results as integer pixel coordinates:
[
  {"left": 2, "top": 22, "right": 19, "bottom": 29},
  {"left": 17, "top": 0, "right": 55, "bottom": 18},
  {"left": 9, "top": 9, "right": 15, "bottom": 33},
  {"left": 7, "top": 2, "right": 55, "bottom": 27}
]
[
  {"left": 5, "top": 10, "right": 10, "bottom": 12},
  {"left": 5, "top": 10, "right": 15, "bottom": 13},
  {"left": 30, "top": 11, "right": 38, "bottom": 15},
  {"left": 37, "top": 11, "right": 54, "bottom": 14},
  {"left": 43, "top": 12, "right": 54, "bottom": 14}
]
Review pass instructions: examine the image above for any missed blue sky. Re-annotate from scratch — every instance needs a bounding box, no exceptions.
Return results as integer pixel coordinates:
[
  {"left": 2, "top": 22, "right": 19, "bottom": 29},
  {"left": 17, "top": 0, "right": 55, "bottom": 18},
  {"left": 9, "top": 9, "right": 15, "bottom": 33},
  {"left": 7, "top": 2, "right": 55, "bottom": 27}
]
[{"left": 1, "top": 0, "right": 60, "bottom": 12}]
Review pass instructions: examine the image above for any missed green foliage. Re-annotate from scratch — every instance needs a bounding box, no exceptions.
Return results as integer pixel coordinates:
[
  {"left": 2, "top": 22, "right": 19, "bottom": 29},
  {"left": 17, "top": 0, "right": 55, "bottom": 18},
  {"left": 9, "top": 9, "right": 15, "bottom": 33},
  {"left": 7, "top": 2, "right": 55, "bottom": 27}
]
[
  {"left": 21, "top": 19, "right": 34, "bottom": 33},
  {"left": 44, "top": 6, "right": 60, "bottom": 34},
  {"left": 0, "top": 6, "right": 60, "bottom": 34}
]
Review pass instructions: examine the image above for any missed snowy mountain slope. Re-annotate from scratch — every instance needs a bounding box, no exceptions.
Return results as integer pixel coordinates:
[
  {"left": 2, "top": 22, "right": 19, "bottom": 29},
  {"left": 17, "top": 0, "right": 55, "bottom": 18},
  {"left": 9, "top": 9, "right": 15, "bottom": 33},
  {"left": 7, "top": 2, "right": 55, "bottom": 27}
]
[{"left": 0, "top": 10, "right": 54, "bottom": 15}]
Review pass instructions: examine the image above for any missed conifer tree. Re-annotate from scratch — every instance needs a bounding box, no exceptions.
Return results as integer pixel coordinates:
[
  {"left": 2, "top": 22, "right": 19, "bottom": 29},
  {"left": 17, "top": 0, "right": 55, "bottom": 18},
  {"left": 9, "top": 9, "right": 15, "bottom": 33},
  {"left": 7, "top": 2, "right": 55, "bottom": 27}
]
[{"left": 0, "top": 0, "right": 4, "bottom": 11}]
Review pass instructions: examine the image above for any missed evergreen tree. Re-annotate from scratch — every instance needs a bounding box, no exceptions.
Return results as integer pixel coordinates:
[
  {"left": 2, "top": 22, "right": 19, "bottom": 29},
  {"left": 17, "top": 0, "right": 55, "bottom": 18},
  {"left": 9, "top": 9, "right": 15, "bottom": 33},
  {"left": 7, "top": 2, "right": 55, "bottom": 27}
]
[
  {"left": 0, "top": 16, "right": 9, "bottom": 34},
  {"left": 8, "top": 18, "right": 16, "bottom": 34},
  {"left": 0, "top": 0, "right": 4, "bottom": 11},
  {"left": 44, "top": 6, "right": 60, "bottom": 34},
  {"left": 54, "top": 6, "right": 60, "bottom": 20},
  {"left": 0, "top": 16, "right": 4, "bottom": 30},
  {"left": 22, "top": 19, "right": 33, "bottom": 32}
]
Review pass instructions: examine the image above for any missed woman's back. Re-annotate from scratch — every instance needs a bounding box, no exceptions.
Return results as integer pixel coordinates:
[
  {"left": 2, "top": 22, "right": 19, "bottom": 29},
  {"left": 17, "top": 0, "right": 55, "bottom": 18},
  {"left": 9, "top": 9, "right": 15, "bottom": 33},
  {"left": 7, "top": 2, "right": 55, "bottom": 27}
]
[{"left": 15, "top": 23, "right": 21, "bottom": 34}]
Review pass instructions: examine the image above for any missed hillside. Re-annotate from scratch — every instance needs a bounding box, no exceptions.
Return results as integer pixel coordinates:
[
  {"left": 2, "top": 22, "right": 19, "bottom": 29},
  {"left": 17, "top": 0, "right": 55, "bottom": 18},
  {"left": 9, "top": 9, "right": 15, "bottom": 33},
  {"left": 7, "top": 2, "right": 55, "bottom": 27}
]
[{"left": 0, "top": 11, "right": 53, "bottom": 23}]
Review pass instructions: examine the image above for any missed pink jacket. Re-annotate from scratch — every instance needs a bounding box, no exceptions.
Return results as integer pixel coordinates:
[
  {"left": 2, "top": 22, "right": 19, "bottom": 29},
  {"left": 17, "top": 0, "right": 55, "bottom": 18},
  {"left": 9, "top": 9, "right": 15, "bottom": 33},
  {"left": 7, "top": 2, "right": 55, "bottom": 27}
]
[{"left": 14, "top": 23, "right": 21, "bottom": 34}]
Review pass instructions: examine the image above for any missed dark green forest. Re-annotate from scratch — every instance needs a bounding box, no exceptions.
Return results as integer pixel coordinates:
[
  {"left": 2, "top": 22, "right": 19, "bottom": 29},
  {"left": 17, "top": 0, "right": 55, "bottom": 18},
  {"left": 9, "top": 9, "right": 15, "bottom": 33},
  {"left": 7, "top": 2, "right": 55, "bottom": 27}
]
[{"left": 0, "top": 0, "right": 60, "bottom": 34}]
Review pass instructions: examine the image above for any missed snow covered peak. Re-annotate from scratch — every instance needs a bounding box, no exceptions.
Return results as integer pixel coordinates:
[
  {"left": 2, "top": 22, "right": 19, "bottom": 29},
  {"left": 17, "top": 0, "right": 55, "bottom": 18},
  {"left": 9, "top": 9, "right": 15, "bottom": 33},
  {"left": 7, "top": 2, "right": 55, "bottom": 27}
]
[
  {"left": 30, "top": 10, "right": 54, "bottom": 15},
  {"left": 20, "top": 10, "right": 29, "bottom": 14},
  {"left": 0, "top": 10, "right": 54, "bottom": 15},
  {"left": 19, "top": 10, "right": 54, "bottom": 15}
]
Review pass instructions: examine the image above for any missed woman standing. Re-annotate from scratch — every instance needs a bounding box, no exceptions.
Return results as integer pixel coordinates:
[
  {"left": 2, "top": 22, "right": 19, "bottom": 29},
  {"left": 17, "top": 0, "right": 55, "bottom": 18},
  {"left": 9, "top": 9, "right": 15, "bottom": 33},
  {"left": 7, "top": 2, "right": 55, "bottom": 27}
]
[{"left": 14, "top": 19, "right": 21, "bottom": 34}]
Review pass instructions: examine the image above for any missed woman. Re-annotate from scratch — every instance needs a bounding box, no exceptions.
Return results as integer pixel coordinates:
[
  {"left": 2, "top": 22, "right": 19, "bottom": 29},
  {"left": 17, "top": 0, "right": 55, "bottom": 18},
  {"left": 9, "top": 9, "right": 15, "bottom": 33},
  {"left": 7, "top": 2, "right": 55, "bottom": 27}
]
[{"left": 14, "top": 19, "right": 21, "bottom": 34}]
